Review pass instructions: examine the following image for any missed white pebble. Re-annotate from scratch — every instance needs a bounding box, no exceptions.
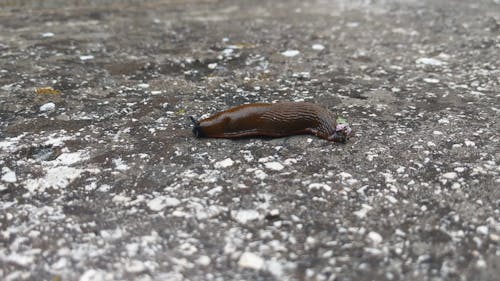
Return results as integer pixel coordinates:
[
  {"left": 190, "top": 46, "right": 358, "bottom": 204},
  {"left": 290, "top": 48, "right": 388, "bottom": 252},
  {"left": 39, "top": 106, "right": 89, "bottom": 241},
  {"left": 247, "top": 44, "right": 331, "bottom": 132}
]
[
  {"left": 385, "top": 195, "right": 398, "bottom": 204},
  {"left": 41, "top": 32, "right": 55, "bottom": 38},
  {"left": 283, "top": 158, "right": 297, "bottom": 165},
  {"left": 254, "top": 169, "right": 268, "bottom": 180},
  {"left": 395, "top": 229, "right": 406, "bottom": 237},
  {"left": 322, "top": 250, "right": 333, "bottom": 258},
  {"left": 308, "top": 183, "right": 331, "bottom": 192},
  {"left": 312, "top": 44, "right": 325, "bottom": 51},
  {"left": 126, "top": 260, "right": 147, "bottom": 273},
  {"left": 476, "top": 225, "right": 489, "bottom": 235},
  {"left": 40, "top": 102, "right": 56, "bottom": 112},
  {"left": 366, "top": 153, "right": 376, "bottom": 161},
  {"left": 268, "top": 209, "right": 280, "bottom": 217},
  {"left": 264, "top": 162, "right": 284, "bottom": 171},
  {"left": 442, "top": 172, "right": 457, "bottom": 179},
  {"left": 147, "top": 196, "right": 181, "bottom": 211},
  {"left": 222, "top": 48, "right": 234, "bottom": 56},
  {"left": 79, "top": 269, "right": 113, "bottom": 281},
  {"left": 2, "top": 252, "right": 34, "bottom": 267},
  {"left": 490, "top": 234, "right": 499, "bottom": 242},
  {"left": 364, "top": 247, "right": 383, "bottom": 256},
  {"left": 470, "top": 91, "right": 484, "bottom": 97},
  {"left": 423, "top": 78, "right": 440, "bottom": 83},
  {"left": 231, "top": 209, "right": 260, "bottom": 224},
  {"left": 238, "top": 252, "right": 264, "bottom": 270},
  {"left": 126, "top": 243, "right": 140, "bottom": 256},
  {"left": 214, "top": 158, "right": 234, "bottom": 168},
  {"left": 476, "top": 259, "right": 487, "bottom": 268},
  {"left": 1, "top": 167, "right": 17, "bottom": 183},
  {"left": 354, "top": 204, "right": 373, "bottom": 218},
  {"left": 98, "top": 184, "right": 112, "bottom": 192},
  {"left": 137, "top": 83, "right": 150, "bottom": 89},
  {"left": 306, "top": 236, "right": 316, "bottom": 245},
  {"left": 438, "top": 118, "right": 449, "bottom": 124},
  {"left": 416, "top": 57, "right": 445, "bottom": 66},
  {"left": 79, "top": 55, "right": 94, "bottom": 61},
  {"left": 113, "top": 158, "right": 129, "bottom": 171},
  {"left": 266, "top": 259, "right": 285, "bottom": 277},
  {"left": 51, "top": 257, "right": 68, "bottom": 270},
  {"left": 208, "top": 63, "right": 218, "bottom": 69},
  {"left": 196, "top": 255, "right": 211, "bottom": 266},
  {"left": 258, "top": 156, "right": 273, "bottom": 163},
  {"left": 464, "top": 140, "right": 475, "bottom": 147},
  {"left": 367, "top": 231, "right": 383, "bottom": 245},
  {"left": 281, "top": 50, "right": 300, "bottom": 57},
  {"left": 338, "top": 172, "right": 352, "bottom": 181}
]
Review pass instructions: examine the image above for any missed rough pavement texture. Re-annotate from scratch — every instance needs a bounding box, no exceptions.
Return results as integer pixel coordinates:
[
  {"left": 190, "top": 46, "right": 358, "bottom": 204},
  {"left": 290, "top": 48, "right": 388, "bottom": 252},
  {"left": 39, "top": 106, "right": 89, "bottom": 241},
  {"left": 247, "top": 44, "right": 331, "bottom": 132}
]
[{"left": 1, "top": 0, "right": 499, "bottom": 280}]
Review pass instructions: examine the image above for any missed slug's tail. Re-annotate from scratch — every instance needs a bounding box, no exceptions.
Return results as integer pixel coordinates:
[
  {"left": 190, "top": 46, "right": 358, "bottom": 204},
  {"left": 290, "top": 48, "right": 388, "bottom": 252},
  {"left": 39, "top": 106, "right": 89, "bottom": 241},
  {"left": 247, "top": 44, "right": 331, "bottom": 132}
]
[{"left": 190, "top": 116, "right": 205, "bottom": 138}]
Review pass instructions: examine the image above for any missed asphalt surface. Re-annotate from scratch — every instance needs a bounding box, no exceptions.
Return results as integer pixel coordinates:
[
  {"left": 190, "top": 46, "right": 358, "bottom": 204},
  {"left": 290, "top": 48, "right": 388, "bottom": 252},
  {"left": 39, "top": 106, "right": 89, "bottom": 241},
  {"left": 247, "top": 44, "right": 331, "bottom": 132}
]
[{"left": 0, "top": 0, "right": 499, "bottom": 280}]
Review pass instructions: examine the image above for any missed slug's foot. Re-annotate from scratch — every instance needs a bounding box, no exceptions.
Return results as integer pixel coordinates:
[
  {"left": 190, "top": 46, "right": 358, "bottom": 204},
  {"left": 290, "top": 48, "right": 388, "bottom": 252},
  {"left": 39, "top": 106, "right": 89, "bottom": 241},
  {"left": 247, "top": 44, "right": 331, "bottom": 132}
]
[{"left": 329, "top": 131, "right": 347, "bottom": 143}]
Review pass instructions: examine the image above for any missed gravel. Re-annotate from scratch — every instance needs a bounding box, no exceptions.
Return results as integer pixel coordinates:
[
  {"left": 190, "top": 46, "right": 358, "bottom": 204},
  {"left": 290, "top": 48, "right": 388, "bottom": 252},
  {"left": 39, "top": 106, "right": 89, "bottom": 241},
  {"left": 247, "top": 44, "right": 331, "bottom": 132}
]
[{"left": 0, "top": 0, "right": 499, "bottom": 281}]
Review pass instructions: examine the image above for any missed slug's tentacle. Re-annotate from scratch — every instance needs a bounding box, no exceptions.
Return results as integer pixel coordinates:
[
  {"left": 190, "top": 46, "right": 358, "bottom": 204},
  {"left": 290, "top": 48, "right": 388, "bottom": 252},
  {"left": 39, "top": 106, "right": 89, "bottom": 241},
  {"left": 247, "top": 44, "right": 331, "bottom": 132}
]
[{"left": 190, "top": 116, "right": 205, "bottom": 138}]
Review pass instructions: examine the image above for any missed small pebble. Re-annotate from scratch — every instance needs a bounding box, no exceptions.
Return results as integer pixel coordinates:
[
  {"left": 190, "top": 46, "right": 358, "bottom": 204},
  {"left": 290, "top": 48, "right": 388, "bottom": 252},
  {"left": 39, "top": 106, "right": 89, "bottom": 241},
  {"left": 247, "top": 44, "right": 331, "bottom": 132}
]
[
  {"left": 232, "top": 209, "right": 260, "bottom": 224},
  {"left": 367, "top": 231, "right": 383, "bottom": 245},
  {"left": 281, "top": 50, "right": 300, "bottom": 57},
  {"left": 40, "top": 102, "right": 56, "bottom": 112},
  {"left": 214, "top": 158, "right": 234, "bottom": 169},
  {"left": 238, "top": 252, "right": 264, "bottom": 270},
  {"left": 476, "top": 225, "right": 488, "bottom": 235},
  {"left": 489, "top": 234, "right": 499, "bottom": 242},
  {"left": 79, "top": 55, "right": 94, "bottom": 61},
  {"left": 126, "top": 260, "right": 147, "bottom": 273},
  {"left": 354, "top": 204, "right": 373, "bottom": 218},
  {"left": 308, "top": 183, "right": 331, "bottom": 192},
  {"left": 423, "top": 78, "right": 440, "bottom": 83},
  {"left": 464, "top": 140, "right": 475, "bottom": 147},
  {"left": 147, "top": 196, "right": 181, "bottom": 211},
  {"left": 196, "top": 255, "right": 211, "bottom": 266},
  {"left": 268, "top": 209, "right": 280, "bottom": 217},
  {"left": 264, "top": 162, "right": 284, "bottom": 171},
  {"left": 1, "top": 167, "right": 17, "bottom": 183},
  {"left": 41, "top": 32, "right": 55, "bottom": 38},
  {"left": 442, "top": 172, "right": 458, "bottom": 179},
  {"left": 312, "top": 44, "right": 325, "bottom": 51},
  {"left": 385, "top": 195, "right": 397, "bottom": 204},
  {"left": 416, "top": 57, "right": 445, "bottom": 66}
]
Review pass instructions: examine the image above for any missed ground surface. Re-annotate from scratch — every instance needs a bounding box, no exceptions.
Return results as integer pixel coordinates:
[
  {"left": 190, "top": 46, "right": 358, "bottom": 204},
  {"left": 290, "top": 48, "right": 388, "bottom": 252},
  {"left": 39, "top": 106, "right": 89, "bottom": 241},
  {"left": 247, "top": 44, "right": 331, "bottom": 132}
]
[{"left": 0, "top": 0, "right": 499, "bottom": 280}]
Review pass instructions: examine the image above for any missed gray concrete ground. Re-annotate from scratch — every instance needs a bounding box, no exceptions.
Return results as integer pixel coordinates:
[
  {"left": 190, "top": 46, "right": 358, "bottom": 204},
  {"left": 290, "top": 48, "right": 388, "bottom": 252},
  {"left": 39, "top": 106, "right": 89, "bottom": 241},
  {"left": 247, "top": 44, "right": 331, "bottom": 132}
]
[{"left": 0, "top": 0, "right": 499, "bottom": 280}]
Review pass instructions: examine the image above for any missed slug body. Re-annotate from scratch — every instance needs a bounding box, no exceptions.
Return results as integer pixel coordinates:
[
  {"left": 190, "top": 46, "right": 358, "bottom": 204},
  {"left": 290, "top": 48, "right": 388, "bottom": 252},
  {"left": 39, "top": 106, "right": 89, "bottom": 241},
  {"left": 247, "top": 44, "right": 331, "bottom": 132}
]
[{"left": 192, "top": 102, "right": 352, "bottom": 142}]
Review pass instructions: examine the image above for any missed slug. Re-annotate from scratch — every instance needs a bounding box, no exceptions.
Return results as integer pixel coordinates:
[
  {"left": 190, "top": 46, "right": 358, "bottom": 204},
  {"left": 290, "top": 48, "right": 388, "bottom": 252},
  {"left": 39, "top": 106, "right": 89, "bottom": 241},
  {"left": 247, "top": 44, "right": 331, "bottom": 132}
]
[{"left": 191, "top": 102, "right": 353, "bottom": 143}]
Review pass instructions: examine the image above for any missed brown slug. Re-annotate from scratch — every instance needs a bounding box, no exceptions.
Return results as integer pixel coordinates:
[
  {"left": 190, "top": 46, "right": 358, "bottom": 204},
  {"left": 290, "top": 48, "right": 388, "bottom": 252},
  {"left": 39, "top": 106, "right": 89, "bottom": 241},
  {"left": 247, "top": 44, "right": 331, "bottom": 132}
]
[{"left": 190, "top": 102, "right": 353, "bottom": 143}]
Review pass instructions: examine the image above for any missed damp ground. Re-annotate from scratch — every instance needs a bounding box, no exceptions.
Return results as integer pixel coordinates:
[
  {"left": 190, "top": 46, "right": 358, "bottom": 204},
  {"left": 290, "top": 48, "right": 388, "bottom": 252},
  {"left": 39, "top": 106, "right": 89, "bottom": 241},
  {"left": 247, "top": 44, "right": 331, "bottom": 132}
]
[{"left": 0, "top": 0, "right": 499, "bottom": 280}]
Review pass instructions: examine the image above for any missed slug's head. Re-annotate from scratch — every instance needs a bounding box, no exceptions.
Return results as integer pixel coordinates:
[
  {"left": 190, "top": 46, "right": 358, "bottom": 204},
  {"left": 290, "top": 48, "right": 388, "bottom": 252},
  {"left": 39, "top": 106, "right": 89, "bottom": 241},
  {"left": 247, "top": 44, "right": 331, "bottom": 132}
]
[
  {"left": 329, "top": 117, "right": 353, "bottom": 143},
  {"left": 190, "top": 116, "right": 205, "bottom": 138}
]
